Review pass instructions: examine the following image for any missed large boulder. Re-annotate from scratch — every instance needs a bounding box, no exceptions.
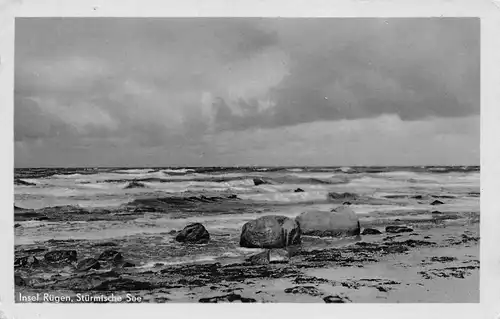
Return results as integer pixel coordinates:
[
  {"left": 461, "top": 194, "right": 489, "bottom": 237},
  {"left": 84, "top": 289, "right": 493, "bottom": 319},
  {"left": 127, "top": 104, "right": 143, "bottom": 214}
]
[
  {"left": 175, "top": 223, "right": 210, "bottom": 244},
  {"left": 296, "top": 206, "right": 360, "bottom": 237},
  {"left": 239, "top": 215, "right": 301, "bottom": 248}
]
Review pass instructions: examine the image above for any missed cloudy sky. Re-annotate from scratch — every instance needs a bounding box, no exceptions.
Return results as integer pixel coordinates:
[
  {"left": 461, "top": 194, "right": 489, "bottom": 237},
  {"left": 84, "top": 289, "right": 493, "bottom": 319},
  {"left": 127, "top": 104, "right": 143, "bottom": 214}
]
[{"left": 15, "top": 18, "right": 479, "bottom": 167}]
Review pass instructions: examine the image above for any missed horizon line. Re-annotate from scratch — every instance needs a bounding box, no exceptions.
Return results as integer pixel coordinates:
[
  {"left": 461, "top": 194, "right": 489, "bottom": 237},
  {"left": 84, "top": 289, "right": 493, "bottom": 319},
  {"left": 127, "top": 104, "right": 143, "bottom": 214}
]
[{"left": 14, "top": 164, "right": 481, "bottom": 169}]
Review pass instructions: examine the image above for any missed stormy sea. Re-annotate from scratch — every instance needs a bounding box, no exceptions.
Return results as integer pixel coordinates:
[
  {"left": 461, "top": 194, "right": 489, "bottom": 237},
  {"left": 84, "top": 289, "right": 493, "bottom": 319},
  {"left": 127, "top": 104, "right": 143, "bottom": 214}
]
[{"left": 14, "top": 166, "right": 480, "bottom": 303}]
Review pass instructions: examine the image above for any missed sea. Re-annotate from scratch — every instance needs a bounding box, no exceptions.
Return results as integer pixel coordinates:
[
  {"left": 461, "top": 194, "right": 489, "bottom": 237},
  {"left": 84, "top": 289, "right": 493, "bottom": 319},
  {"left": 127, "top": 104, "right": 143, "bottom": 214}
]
[{"left": 14, "top": 166, "right": 480, "bottom": 267}]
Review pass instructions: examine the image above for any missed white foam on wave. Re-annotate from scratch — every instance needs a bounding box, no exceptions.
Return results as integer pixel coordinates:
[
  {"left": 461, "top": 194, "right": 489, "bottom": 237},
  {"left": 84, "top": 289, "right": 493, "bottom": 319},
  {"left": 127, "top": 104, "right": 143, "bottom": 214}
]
[
  {"left": 143, "top": 178, "right": 256, "bottom": 193},
  {"left": 288, "top": 172, "right": 337, "bottom": 180},
  {"left": 161, "top": 168, "right": 195, "bottom": 174},
  {"left": 15, "top": 224, "right": 176, "bottom": 245},
  {"left": 15, "top": 220, "right": 59, "bottom": 228},
  {"left": 238, "top": 190, "right": 329, "bottom": 203},
  {"left": 349, "top": 204, "right": 421, "bottom": 215},
  {"left": 114, "top": 168, "right": 155, "bottom": 174},
  {"left": 52, "top": 173, "right": 86, "bottom": 179},
  {"left": 14, "top": 196, "right": 131, "bottom": 210}
]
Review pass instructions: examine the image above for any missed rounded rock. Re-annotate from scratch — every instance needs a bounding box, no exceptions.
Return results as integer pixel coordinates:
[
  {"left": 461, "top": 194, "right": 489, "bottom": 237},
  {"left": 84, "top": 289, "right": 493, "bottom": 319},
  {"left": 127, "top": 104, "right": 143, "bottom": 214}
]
[
  {"left": 296, "top": 206, "right": 360, "bottom": 237},
  {"left": 175, "top": 223, "right": 210, "bottom": 244},
  {"left": 240, "top": 215, "right": 301, "bottom": 248}
]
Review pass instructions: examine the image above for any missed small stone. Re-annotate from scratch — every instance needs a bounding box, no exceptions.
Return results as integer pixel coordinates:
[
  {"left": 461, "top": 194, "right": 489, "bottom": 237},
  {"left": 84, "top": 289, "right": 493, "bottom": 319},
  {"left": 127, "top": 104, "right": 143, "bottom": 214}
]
[
  {"left": 323, "top": 295, "right": 349, "bottom": 303},
  {"left": 253, "top": 178, "right": 268, "bottom": 186},
  {"left": 98, "top": 249, "right": 123, "bottom": 262},
  {"left": 175, "top": 223, "right": 210, "bottom": 244},
  {"left": 246, "top": 250, "right": 270, "bottom": 265},
  {"left": 284, "top": 286, "right": 322, "bottom": 297},
  {"left": 362, "top": 228, "right": 382, "bottom": 235},
  {"left": 124, "top": 181, "right": 146, "bottom": 189},
  {"left": 76, "top": 258, "right": 100, "bottom": 271},
  {"left": 121, "top": 261, "right": 136, "bottom": 268},
  {"left": 386, "top": 226, "right": 413, "bottom": 234},
  {"left": 430, "top": 200, "right": 444, "bottom": 206},
  {"left": 15, "top": 274, "right": 26, "bottom": 286},
  {"left": 269, "top": 249, "right": 290, "bottom": 263}
]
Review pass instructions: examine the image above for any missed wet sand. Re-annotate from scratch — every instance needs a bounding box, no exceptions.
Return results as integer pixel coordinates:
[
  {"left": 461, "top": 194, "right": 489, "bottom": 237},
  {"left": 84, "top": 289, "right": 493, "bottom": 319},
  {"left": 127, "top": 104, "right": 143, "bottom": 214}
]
[{"left": 14, "top": 211, "right": 479, "bottom": 303}]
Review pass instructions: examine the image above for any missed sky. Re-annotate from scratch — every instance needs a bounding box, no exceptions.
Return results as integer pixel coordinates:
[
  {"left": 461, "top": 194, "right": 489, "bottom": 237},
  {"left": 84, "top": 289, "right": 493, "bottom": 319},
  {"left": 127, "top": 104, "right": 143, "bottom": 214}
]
[{"left": 14, "top": 18, "right": 480, "bottom": 167}]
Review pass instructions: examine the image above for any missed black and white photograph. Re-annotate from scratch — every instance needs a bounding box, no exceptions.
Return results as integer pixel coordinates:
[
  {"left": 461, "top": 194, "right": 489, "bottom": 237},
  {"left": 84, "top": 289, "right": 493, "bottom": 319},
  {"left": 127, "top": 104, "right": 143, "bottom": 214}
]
[{"left": 12, "top": 17, "right": 480, "bottom": 304}]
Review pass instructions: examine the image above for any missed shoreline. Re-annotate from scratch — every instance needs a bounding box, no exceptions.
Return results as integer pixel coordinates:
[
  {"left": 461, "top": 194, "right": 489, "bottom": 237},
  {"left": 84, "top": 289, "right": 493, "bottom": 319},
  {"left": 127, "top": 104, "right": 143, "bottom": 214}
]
[{"left": 14, "top": 214, "right": 479, "bottom": 303}]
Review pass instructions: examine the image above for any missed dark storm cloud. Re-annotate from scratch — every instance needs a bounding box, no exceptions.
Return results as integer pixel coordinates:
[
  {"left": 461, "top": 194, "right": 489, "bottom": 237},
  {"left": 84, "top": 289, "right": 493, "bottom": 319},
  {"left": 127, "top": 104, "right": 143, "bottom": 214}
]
[
  {"left": 14, "top": 18, "right": 479, "bottom": 167},
  {"left": 210, "top": 18, "right": 479, "bottom": 131}
]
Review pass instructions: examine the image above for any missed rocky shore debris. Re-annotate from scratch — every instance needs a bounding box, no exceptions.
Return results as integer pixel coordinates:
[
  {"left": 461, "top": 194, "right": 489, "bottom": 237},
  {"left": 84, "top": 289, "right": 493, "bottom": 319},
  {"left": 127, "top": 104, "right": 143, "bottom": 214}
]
[
  {"left": 270, "top": 248, "right": 290, "bottom": 263},
  {"left": 419, "top": 265, "right": 479, "bottom": 279},
  {"left": 13, "top": 226, "right": 478, "bottom": 302},
  {"left": 240, "top": 215, "right": 301, "bottom": 248},
  {"left": 284, "top": 286, "right": 323, "bottom": 297},
  {"left": 246, "top": 251, "right": 270, "bottom": 265},
  {"left": 15, "top": 274, "right": 26, "bottom": 286},
  {"left": 385, "top": 226, "right": 413, "bottom": 234},
  {"left": 175, "top": 223, "right": 210, "bottom": 244},
  {"left": 199, "top": 293, "right": 257, "bottom": 303},
  {"left": 361, "top": 228, "right": 382, "bottom": 235},
  {"left": 328, "top": 192, "right": 359, "bottom": 201},
  {"left": 429, "top": 256, "right": 457, "bottom": 263},
  {"left": 44, "top": 250, "right": 77, "bottom": 264},
  {"left": 98, "top": 249, "right": 123, "bottom": 262},
  {"left": 76, "top": 258, "right": 101, "bottom": 271},
  {"left": 15, "top": 256, "right": 39, "bottom": 268},
  {"left": 296, "top": 205, "right": 360, "bottom": 237}
]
